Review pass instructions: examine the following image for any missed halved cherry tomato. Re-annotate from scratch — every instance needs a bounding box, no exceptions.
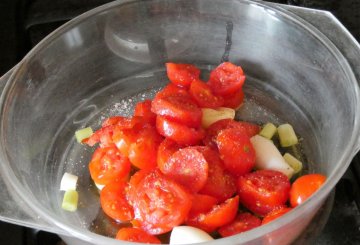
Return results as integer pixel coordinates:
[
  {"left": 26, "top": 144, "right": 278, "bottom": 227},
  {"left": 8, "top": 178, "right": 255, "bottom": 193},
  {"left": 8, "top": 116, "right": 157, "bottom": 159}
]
[
  {"left": 216, "top": 128, "right": 256, "bottom": 176},
  {"left": 100, "top": 181, "right": 134, "bottom": 222},
  {"left": 134, "top": 100, "right": 157, "bottom": 125},
  {"left": 208, "top": 62, "right": 245, "bottom": 96},
  {"left": 151, "top": 93, "right": 202, "bottom": 128},
  {"left": 115, "top": 227, "right": 161, "bottom": 244},
  {"left": 160, "top": 146, "right": 208, "bottom": 193},
  {"left": 128, "top": 125, "right": 163, "bottom": 170},
  {"left": 188, "top": 194, "right": 218, "bottom": 217},
  {"left": 166, "top": 63, "right": 201, "bottom": 88},
  {"left": 186, "top": 196, "right": 239, "bottom": 232},
  {"left": 112, "top": 126, "right": 138, "bottom": 157},
  {"left": 198, "top": 147, "right": 237, "bottom": 202},
  {"left": 128, "top": 170, "right": 192, "bottom": 235},
  {"left": 262, "top": 207, "right": 293, "bottom": 225},
  {"left": 203, "top": 119, "right": 260, "bottom": 149},
  {"left": 155, "top": 83, "right": 189, "bottom": 99},
  {"left": 89, "top": 146, "right": 131, "bottom": 185},
  {"left": 84, "top": 125, "right": 115, "bottom": 147},
  {"left": 157, "top": 138, "right": 182, "bottom": 172},
  {"left": 218, "top": 212, "right": 261, "bottom": 237},
  {"left": 237, "top": 170, "right": 291, "bottom": 216},
  {"left": 290, "top": 174, "right": 326, "bottom": 207},
  {"left": 222, "top": 89, "right": 244, "bottom": 109},
  {"left": 156, "top": 115, "right": 205, "bottom": 146},
  {"left": 189, "top": 80, "right": 224, "bottom": 108}
]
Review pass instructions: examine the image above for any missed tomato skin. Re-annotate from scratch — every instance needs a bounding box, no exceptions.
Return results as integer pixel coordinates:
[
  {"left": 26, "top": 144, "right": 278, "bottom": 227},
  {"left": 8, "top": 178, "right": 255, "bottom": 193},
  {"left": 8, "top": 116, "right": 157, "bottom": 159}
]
[
  {"left": 208, "top": 62, "right": 245, "bottom": 96},
  {"left": 216, "top": 128, "right": 256, "bottom": 176},
  {"left": 128, "top": 125, "right": 163, "bottom": 170},
  {"left": 166, "top": 63, "right": 201, "bottom": 88},
  {"left": 262, "top": 207, "right": 293, "bottom": 225},
  {"left": 128, "top": 170, "right": 192, "bottom": 235},
  {"left": 151, "top": 93, "right": 202, "bottom": 128},
  {"left": 88, "top": 146, "right": 131, "bottom": 185},
  {"left": 115, "top": 227, "right": 161, "bottom": 244},
  {"left": 100, "top": 181, "right": 134, "bottom": 222},
  {"left": 186, "top": 196, "right": 239, "bottom": 232},
  {"left": 290, "top": 174, "right": 326, "bottom": 207},
  {"left": 218, "top": 212, "right": 261, "bottom": 237},
  {"left": 160, "top": 146, "right": 209, "bottom": 193},
  {"left": 134, "top": 100, "right": 157, "bottom": 125},
  {"left": 157, "top": 138, "right": 182, "bottom": 172},
  {"left": 188, "top": 194, "right": 218, "bottom": 217},
  {"left": 203, "top": 119, "right": 260, "bottom": 149},
  {"left": 237, "top": 170, "right": 291, "bottom": 216},
  {"left": 156, "top": 115, "right": 205, "bottom": 146},
  {"left": 189, "top": 80, "right": 224, "bottom": 108},
  {"left": 222, "top": 89, "right": 244, "bottom": 109},
  {"left": 197, "top": 147, "right": 237, "bottom": 202}
]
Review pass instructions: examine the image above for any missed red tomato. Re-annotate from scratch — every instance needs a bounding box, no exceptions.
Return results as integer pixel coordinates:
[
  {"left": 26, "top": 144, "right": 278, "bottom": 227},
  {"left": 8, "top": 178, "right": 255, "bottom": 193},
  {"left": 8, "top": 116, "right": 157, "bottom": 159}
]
[
  {"left": 237, "top": 170, "right": 291, "bottom": 216},
  {"left": 160, "top": 146, "right": 209, "bottom": 193},
  {"left": 128, "top": 170, "right": 192, "bottom": 235},
  {"left": 188, "top": 194, "right": 218, "bottom": 217},
  {"left": 197, "top": 147, "right": 237, "bottom": 202},
  {"left": 186, "top": 196, "right": 239, "bottom": 232},
  {"left": 100, "top": 181, "right": 134, "bottom": 222},
  {"left": 151, "top": 93, "right": 202, "bottom": 128},
  {"left": 208, "top": 62, "right": 245, "bottom": 96},
  {"left": 189, "top": 80, "right": 224, "bottom": 108},
  {"left": 128, "top": 125, "right": 163, "bottom": 170},
  {"left": 216, "top": 128, "right": 256, "bottom": 176},
  {"left": 89, "top": 146, "right": 131, "bottom": 185},
  {"left": 112, "top": 126, "right": 138, "bottom": 157},
  {"left": 218, "top": 212, "right": 261, "bottom": 237},
  {"left": 84, "top": 125, "right": 115, "bottom": 147},
  {"left": 157, "top": 138, "right": 182, "bottom": 172},
  {"left": 101, "top": 116, "right": 138, "bottom": 128},
  {"left": 262, "top": 207, "right": 293, "bottom": 225},
  {"left": 203, "top": 119, "right": 260, "bottom": 149},
  {"left": 115, "top": 227, "right": 161, "bottom": 244},
  {"left": 222, "top": 89, "right": 244, "bottom": 109},
  {"left": 155, "top": 83, "right": 189, "bottom": 99},
  {"left": 156, "top": 115, "right": 205, "bottom": 146},
  {"left": 166, "top": 63, "right": 201, "bottom": 88},
  {"left": 290, "top": 174, "right": 326, "bottom": 207},
  {"left": 134, "top": 100, "right": 157, "bottom": 125}
]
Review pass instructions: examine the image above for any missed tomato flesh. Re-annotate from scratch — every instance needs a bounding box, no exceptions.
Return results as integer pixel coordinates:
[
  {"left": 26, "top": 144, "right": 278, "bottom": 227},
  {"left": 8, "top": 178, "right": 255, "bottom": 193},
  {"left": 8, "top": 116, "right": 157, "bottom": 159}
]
[
  {"left": 115, "top": 227, "right": 161, "bottom": 244},
  {"left": 218, "top": 212, "right": 261, "bottom": 237},
  {"left": 237, "top": 170, "right": 291, "bottom": 216},
  {"left": 166, "top": 63, "right": 201, "bottom": 88},
  {"left": 262, "top": 207, "right": 293, "bottom": 225},
  {"left": 290, "top": 174, "right": 326, "bottom": 207},
  {"left": 189, "top": 80, "right": 224, "bottom": 108}
]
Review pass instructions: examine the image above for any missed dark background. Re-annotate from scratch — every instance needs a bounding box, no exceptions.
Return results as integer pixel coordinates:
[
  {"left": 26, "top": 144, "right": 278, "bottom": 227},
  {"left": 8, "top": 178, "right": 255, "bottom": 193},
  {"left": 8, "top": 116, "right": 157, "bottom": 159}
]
[{"left": 0, "top": 0, "right": 359, "bottom": 245}]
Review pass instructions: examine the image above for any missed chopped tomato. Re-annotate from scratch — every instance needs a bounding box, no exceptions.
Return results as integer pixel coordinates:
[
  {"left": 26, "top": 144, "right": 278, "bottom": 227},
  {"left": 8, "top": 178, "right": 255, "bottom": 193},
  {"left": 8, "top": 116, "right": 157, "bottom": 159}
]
[
  {"left": 237, "top": 170, "right": 291, "bottom": 216},
  {"left": 262, "top": 207, "right": 293, "bottom": 225},
  {"left": 128, "top": 125, "right": 163, "bottom": 170},
  {"left": 155, "top": 83, "right": 189, "bottom": 99},
  {"left": 84, "top": 125, "right": 115, "bottom": 147},
  {"left": 186, "top": 196, "right": 239, "bottom": 232},
  {"left": 222, "top": 89, "right": 244, "bottom": 109},
  {"left": 157, "top": 138, "right": 182, "bottom": 172},
  {"left": 166, "top": 63, "right": 201, "bottom": 88},
  {"left": 151, "top": 93, "right": 202, "bottom": 128},
  {"left": 197, "top": 147, "right": 237, "bottom": 202},
  {"left": 203, "top": 119, "right": 260, "bottom": 149},
  {"left": 112, "top": 126, "right": 138, "bottom": 157},
  {"left": 216, "top": 128, "right": 256, "bottom": 176},
  {"left": 290, "top": 174, "right": 326, "bottom": 207},
  {"left": 156, "top": 115, "right": 205, "bottom": 146},
  {"left": 101, "top": 116, "right": 140, "bottom": 128},
  {"left": 89, "top": 146, "right": 131, "bottom": 185},
  {"left": 134, "top": 100, "right": 157, "bottom": 125},
  {"left": 218, "top": 212, "right": 261, "bottom": 237},
  {"left": 115, "top": 227, "right": 161, "bottom": 244},
  {"left": 208, "top": 62, "right": 245, "bottom": 96},
  {"left": 160, "top": 146, "right": 208, "bottom": 193},
  {"left": 188, "top": 194, "right": 218, "bottom": 217},
  {"left": 128, "top": 170, "right": 192, "bottom": 235},
  {"left": 189, "top": 80, "right": 224, "bottom": 108},
  {"left": 100, "top": 181, "right": 134, "bottom": 222}
]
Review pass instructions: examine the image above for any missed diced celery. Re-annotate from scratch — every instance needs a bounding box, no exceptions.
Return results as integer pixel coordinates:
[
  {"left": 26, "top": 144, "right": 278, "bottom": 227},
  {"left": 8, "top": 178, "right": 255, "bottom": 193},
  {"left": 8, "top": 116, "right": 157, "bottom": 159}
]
[
  {"left": 201, "top": 107, "right": 235, "bottom": 128},
  {"left": 62, "top": 190, "right": 79, "bottom": 212},
  {"left": 277, "top": 124, "right": 298, "bottom": 147},
  {"left": 259, "top": 123, "right": 277, "bottom": 139},
  {"left": 75, "top": 127, "right": 93, "bottom": 143},
  {"left": 283, "top": 153, "right": 303, "bottom": 174}
]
